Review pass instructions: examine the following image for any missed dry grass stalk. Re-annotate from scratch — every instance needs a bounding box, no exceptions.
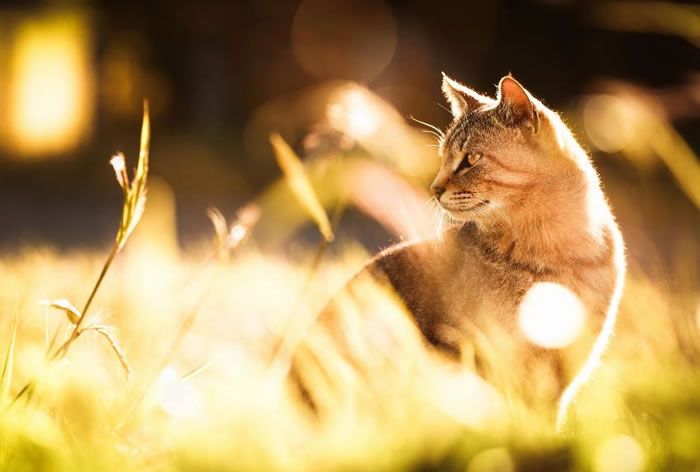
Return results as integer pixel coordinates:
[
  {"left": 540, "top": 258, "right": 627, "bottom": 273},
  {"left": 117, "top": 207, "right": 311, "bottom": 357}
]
[
  {"left": 270, "top": 133, "right": 334, "bottom": 242},
  {"left": 84, "top": 324, "right": 133, "bottom": 379},
  {"left": 52, "top": 102, "right": 150, "bottom": 362},
  {"left": 207, "top": 204, "right": 261, "bottom": 260},
  {"left": 13, "top": 103, "right": 150, "bottom": 402},
  {"left": 0, "top": 313, "right": 18, "bottom": 406}
]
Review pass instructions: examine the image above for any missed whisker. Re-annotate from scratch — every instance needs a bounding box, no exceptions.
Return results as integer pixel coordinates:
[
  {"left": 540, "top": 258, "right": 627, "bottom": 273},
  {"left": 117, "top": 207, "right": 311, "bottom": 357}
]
[
  {"left": 420, "top": 129, "right": 442, "bottom": 140},
  {"left": 436, "top": 102, "right": 453, "bottom": 116},
  {"left": 409, "top": 115, "right": 445, "bottom": 138},
  {"left": 424, "top": 196, "right": 451, "bottom": 236},
  {"left": 423, "top": 196, "right": 439, "bottom": 209}
]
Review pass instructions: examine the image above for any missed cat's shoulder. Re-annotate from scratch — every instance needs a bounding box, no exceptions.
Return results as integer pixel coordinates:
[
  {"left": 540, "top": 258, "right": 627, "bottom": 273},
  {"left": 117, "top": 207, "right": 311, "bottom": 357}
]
[{"left": 363, "top": 223, "right": 480, "bottom": 282}]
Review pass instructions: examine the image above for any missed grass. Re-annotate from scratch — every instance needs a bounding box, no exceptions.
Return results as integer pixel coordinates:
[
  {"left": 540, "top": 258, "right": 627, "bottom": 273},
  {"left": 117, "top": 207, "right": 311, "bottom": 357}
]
[
  {"left": 1, "top": 234, "right": 697, "bottom": 471},
  {"left": 0, "top": 87, "right": 698, "bottom": 471}
]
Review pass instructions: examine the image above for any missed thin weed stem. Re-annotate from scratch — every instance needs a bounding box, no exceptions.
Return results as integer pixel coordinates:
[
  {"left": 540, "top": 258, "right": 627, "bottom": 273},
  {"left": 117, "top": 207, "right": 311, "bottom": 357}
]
[
  {"left": 266, "top": 197, "right": 345, "bottom": 386},
  {"left": 13, "top": 242, "right": 121, "bottom": 404},
  {"left": 51, "top": 242, "right": 120, "bottom": 360}
]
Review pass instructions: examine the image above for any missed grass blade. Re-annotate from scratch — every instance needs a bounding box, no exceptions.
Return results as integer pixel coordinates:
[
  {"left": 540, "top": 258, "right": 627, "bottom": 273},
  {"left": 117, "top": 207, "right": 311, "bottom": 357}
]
[
  {"left": 116, "top": 102, "right": 150, "bottom": 249},
  {"left": 270, "top": 133, "right": 334, "bottom": 242},
  {"left": 136, "top": 100, "right": 150, "bottom": 190},
  {"left": 1, "top": 313, "right": 18, "bottom": 405},
  {"left": 86, "top": 324, "right": 132, "bottom": 380},
  {"left": 40, "top": 298, "right": 82, "bottom": 324},
  {"left": 207, "top": 207, "right": 229, "bottom": 250}
]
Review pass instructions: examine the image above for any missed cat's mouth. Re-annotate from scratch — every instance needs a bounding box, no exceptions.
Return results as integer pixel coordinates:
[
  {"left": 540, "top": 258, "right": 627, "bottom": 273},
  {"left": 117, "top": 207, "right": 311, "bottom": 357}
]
[
  {"left": 441, "top": 200, "right": 490, "bottom": 214},
  {"left": 464, "top": 200, "right": 490, "bottom": 212}
]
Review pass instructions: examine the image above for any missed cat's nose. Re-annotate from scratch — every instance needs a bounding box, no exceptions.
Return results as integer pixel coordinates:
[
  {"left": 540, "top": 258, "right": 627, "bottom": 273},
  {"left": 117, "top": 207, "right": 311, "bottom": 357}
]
[{"left": 431, "top": 183, "right": 446, "bottom": 199}]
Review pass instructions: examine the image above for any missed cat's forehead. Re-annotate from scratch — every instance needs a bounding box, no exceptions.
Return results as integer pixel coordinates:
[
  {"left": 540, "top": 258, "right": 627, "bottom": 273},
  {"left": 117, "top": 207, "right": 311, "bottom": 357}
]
[{"left": 442, "top": 109, "right": 503, "bottom": 155}]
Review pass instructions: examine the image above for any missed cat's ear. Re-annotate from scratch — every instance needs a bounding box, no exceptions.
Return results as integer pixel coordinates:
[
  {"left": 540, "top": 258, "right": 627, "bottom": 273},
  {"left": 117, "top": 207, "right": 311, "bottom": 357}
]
[
  {"left": 496, "top": 75, "right": 539, "bottom": 133},
  {"left": 441, "top": 73, "right": 491, "bottom": 118}
]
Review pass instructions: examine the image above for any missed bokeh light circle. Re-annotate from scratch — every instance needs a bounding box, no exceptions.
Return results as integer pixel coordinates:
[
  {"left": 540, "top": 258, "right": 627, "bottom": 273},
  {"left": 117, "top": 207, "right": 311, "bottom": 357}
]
[
  {"left": 518, "top": 282, "right": 586, "bottom": 349},
  {"left": 593, "top": 434, "right": 645, "bottom": 472},
  {"left": 327, "top": 85, "right": 381, "bottom": 139},
  {"left": 291, "top": 0, "right": 397, "bottom": 81},
  {"left": 582, "top": 94, "right": 641, "bottom": 154}
]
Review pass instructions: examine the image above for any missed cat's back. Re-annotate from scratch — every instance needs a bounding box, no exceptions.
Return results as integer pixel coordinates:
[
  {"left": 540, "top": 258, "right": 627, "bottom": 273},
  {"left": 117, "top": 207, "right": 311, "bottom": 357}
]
[
  {"left": 341, "top": 224, "right": 532, "bottom": 353},
  {"left": 336, "top": 218, "right": 622, "bottom": 356}
]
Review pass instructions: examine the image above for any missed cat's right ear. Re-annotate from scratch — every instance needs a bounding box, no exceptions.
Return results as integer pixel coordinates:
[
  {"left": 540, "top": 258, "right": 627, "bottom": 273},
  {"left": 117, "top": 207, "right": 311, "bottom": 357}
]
[{"left": 441, "top": 73, "right": 491, "bottom": 118}]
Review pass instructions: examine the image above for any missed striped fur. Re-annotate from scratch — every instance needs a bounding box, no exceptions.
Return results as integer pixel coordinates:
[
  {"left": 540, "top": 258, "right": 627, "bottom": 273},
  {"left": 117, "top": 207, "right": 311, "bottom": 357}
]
[{"left": 302, "top": 75, "right": 626, "bottom": 429}]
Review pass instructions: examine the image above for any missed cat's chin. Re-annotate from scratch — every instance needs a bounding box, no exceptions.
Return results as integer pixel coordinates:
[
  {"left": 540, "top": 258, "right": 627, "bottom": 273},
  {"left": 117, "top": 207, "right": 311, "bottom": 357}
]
[
  {"left": 442, "top": 209, "right": 476, "bottom": 225},
  {"left": 440, "top": 202, "right": 491, "bottom": 224}
]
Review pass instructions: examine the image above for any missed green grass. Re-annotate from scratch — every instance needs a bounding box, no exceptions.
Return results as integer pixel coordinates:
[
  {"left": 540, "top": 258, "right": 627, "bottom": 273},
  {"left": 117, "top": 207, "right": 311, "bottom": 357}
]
[
  {"left": 0, "top": 89, "right": 698, "bottom": 472},
  {"left": 0, "top": 227, "right": 698, "bottom": 471}
]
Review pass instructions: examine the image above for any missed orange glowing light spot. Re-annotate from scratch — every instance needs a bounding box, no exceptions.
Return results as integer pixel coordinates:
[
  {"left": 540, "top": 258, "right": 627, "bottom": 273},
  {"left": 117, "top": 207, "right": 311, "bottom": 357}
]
[
  {"left": 4, "top": 13, "right": 92, "bottom": 157},
  {"left": 593, "top": 434, "right": 646, "bottom": 472},
  {"left": 327, "top": 87, "right": 380, "bottom": 139},
  {"left": 582, "top": 94, "right": 650, "bottom": 161},
  {"left": 518, "top": 282, "right": 586, "bottom": 349}
]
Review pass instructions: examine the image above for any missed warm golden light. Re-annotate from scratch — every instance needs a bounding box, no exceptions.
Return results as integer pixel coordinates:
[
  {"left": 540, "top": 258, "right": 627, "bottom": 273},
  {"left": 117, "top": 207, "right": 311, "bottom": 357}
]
[
  {"left": 467, "top": 448, "right": 514, "bottom": 472},
  {"left": 518, "top": 282, "right": 586, "bottom": 349},
  {"left": 154, "top": 365, "right": 202, "bottom": 419},
  {"left": 431, "top": 368, "right": 506, "bottom": 429},
  {"left": 582, "top": 95, "right": 647, "bottom": 155},
  {"left": 4, "top": 13, "right": 92, "bottom": 157},
  {"left": 324, "top": 83, "right": 437, "bottom": 180},
  {"left": 593, "top": 434, "right": 645, "bottom": 472},
  {"left": 327, "top": 87, "right": 381, "bottom": 139}
]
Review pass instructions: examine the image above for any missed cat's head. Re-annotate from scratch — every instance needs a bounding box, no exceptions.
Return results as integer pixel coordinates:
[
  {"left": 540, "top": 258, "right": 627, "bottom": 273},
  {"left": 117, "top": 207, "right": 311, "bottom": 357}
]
[{"left": 433, "top": 73, "right": 573, "bottom": 224}]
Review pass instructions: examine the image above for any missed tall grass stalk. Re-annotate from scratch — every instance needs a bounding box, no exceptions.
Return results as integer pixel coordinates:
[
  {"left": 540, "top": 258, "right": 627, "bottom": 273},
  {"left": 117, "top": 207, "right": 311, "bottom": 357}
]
[
  {"left": 12, "top": 103, "right": 150, "bottom": 403},
  {"left": 113, "top": 205, "right": 260, "bottom": 433},
  {"left": 266, "top": 134, "right": 344, "bottom": 387},
  {"left": 51, "top": 102, "right": 150, "bottom": 362},
  {"left": 0, "top": 313, "right": 18, "bottom": 406}
]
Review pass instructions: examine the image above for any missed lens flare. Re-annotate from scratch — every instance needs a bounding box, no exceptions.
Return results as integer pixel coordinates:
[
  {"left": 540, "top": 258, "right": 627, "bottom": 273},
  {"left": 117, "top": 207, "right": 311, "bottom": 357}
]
[{"left": 518, "top": 282, "right": 586, "bottom": 349}]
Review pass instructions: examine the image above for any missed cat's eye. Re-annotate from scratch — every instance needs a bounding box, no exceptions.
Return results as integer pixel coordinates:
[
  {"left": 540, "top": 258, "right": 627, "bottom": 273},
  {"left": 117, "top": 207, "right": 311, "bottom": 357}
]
[
  {"left": 456, "top": 151, "right": 482, "bottom": 173},
  {"left": 467, "top": 152, "right": 482, "bottom": 166}
]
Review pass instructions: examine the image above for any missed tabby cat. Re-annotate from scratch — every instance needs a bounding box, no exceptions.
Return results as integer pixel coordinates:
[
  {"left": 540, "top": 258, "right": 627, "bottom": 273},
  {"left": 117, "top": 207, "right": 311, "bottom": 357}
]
[{"left": 300, "top": 74, "right": 626, "bottom": 429}]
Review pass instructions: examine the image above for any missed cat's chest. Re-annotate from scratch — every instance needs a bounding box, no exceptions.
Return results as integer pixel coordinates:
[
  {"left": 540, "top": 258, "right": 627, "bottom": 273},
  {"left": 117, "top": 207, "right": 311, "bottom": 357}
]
[
  {"left": 446, "top": 241, "right": 535, "bottom": 322},
  {"left": 371, "top": 233, "right": 536, "bottom": 328}
]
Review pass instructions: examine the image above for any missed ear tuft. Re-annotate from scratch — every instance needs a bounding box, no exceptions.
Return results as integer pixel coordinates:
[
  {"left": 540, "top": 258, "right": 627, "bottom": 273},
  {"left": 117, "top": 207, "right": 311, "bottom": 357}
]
[
  {"left": 441, "top": 73, "right": 492, "bottom": 119},
  {"left": 497, "top": 75, "right": 539, "bottom": 133}
]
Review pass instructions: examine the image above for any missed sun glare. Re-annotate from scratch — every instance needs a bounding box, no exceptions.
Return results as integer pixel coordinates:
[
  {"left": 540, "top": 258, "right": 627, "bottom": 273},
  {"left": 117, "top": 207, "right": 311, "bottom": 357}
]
[
  {"left": 518, "top": 282, "right": 586, "bottom": 349},
  {"left": 4, "top": 13, "right": 92, "bottom": 157},
  {"left": 327, "top": 87, "right": 381, "bottom": 139}
]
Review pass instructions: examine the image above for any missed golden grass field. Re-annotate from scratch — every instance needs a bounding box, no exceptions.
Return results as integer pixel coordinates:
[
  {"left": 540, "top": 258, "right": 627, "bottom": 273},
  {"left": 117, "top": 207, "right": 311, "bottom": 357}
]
[{"left": 1, "top": 86, "right": 699, "bottom": 471}]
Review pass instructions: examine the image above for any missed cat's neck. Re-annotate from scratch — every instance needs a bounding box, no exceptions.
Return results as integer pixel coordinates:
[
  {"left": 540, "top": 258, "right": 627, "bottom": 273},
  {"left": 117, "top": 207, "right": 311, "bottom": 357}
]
[{"left": 472, "top": 165, "right": 612, "bottom": 273}]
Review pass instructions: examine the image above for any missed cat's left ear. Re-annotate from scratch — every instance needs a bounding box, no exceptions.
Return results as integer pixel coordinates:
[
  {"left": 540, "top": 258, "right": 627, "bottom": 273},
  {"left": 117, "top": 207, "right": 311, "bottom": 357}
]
[{"left": 497, "top": 75, "right": 539, "bottom": 133}]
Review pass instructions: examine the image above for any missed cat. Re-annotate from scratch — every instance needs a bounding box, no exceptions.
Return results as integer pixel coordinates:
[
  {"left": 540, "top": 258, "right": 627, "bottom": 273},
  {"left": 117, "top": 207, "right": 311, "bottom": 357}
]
[{"left": 294, "top": 74, "right": 626, "bottom": 430}]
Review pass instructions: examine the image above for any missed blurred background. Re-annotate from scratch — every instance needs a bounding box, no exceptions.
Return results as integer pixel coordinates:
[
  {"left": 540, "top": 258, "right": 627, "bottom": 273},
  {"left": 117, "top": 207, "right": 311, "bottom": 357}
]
[
  {"left": 0, "top": 2, "right": 699, "bottom": 469},
  {"left": 0, "top": 0, "right": 697, "bottom": 267}
]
